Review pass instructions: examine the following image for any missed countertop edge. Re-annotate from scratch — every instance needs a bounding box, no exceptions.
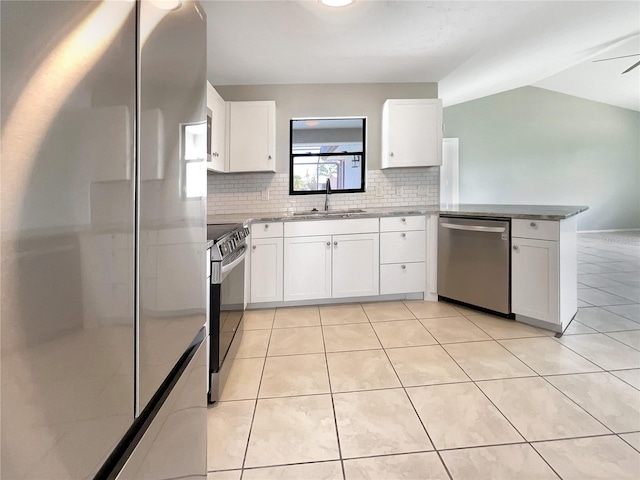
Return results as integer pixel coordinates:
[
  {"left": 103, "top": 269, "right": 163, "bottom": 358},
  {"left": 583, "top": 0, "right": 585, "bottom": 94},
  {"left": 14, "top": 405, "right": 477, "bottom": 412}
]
[{"left": 207, "top": 205, "right": 589, "bottom": 225}]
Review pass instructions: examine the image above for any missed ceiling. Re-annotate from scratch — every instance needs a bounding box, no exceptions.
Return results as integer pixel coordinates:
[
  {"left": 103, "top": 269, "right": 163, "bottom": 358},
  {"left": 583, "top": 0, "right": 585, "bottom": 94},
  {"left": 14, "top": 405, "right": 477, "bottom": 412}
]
[{"left": 202, "top": 1, "right": 640, "bottom": 111}]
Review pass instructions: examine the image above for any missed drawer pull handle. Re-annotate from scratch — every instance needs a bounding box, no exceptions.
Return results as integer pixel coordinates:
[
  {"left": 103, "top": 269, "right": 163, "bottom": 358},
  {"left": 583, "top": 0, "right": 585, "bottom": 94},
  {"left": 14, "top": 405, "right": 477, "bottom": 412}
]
[
  {"left": 513, "top": 245, "right": 519, "bottom": 251},
  {"left": 401, "top": 233, "right": 406, "bottom": 238},
  {"left": 401, "top": 265, "right": 406, "bottom": 270},
  {"left": 530, "top": 222, "right": 537, "bottom": 228}
]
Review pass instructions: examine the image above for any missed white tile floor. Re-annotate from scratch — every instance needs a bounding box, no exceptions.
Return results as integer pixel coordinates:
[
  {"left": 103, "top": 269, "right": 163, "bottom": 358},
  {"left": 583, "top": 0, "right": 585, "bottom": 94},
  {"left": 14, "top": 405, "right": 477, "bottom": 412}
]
[{"left": 207, "top": 232, "right": 640, "bottom": 480}]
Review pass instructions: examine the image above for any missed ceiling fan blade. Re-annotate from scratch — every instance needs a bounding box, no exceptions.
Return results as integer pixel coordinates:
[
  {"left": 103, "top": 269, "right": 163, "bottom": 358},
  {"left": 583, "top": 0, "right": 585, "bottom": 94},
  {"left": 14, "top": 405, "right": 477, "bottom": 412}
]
[
  {"left": 593, "top": 53, "right": 640, "bottom": 63},
  {"left": 622, "top": 59, "right": 640, "bottom": 74}
]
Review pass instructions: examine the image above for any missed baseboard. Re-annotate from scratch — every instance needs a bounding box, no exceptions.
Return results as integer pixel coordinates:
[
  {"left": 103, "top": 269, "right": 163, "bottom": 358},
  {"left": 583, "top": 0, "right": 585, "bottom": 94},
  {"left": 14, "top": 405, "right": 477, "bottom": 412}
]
[{"left": 580, "top": 228, "right": 640, "bottom": 233}]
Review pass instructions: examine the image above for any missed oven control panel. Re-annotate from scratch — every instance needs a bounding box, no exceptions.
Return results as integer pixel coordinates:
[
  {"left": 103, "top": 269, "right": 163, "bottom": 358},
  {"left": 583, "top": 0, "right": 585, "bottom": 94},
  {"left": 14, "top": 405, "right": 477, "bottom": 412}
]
[{"left": 212, "top": 226, "right": 250, "bottom": 262}]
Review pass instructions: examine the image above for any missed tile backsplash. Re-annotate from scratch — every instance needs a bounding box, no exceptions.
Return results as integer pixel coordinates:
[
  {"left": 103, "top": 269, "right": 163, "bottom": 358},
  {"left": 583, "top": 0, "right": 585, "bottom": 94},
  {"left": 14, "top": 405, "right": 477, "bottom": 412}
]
[{"left": 207, "top": 168, "right": 439, "bottom": 214}]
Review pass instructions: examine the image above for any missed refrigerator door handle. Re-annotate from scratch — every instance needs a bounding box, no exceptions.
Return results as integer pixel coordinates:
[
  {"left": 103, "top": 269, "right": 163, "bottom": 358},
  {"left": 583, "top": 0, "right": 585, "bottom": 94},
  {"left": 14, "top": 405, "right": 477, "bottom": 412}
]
[{"left": 440, "top": 222, "right": 506, "bottom": 233}]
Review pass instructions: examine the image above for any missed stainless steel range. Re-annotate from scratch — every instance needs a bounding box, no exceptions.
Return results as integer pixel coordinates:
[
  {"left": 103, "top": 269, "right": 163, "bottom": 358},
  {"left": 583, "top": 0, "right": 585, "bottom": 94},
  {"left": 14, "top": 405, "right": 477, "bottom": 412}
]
[{"left": 207, "top": 223, "right": 250, "bottom": 404}]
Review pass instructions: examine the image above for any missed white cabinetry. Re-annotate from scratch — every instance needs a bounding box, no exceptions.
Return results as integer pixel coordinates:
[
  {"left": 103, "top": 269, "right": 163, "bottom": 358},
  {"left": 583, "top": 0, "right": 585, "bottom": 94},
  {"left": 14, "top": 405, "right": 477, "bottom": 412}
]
[
  {"left": 283, "top": 218, "right": 379, "bottom": 302},
  {"left": 227, "top": 101, "right": 276, "bottom": 172},
  {"left": 379, "top": 215, "right": 426, "bottom": 295},
  {"left": 332, "top": 233, "right": 379, "bottom": 298},
  {"left": 284, "top": 236, "right": 332, "bottom": 301},
  {"left": 206, "top": 82, "right": 227, "bottom": 172},
  {"left": 511, "top": 217, "right": 577, "bottom": 332},
  {"left": 381, "top": 99, "right": 442, "bottom": 168},
  {"left": 250, "top": 222, "right": 283, "bottom": 303}
]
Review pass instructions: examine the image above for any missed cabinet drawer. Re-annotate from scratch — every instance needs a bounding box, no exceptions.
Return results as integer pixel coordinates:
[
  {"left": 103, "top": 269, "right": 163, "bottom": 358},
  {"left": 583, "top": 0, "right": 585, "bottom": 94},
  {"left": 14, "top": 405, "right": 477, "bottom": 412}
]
[
  {"left": 252, "top": 222, "right": 283, "bottom": 239},
  {"left": 512, "top": 219, "right": 558, "bottom": 241},
  {"left": 380, "top": 215, "right": 425, "bottom": 232},
  {"left": 284, "top": 218, "right": 379, "bottom": 237},
  {"left": 380, "top": 263, "right": 425, "bottom": 295},
  {"left": 380, "top": 231, "right": 425, "bottom": 264}
]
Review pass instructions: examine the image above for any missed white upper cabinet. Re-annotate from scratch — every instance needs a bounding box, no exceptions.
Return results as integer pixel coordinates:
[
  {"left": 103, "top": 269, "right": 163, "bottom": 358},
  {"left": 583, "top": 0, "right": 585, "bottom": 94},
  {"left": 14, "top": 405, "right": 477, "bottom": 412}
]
[
  {"left": 381, "top": 99, "right": 443, "bottom": 168},
  {"left": 206, "top": 82, "right": 227, "bottom": 172},
  {"left": 227, "top": 101, "right": 276, "bottom": 172}
]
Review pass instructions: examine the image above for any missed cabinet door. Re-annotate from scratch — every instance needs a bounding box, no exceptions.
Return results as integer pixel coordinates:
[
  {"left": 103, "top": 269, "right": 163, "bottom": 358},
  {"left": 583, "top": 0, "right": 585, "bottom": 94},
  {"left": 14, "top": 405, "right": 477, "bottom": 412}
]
[
  {"left": 284, "top": 236, "right": 332, "bottom": 301},
  {"left": 228, "top": 101, "right": 276, "bottom": 172},
  {"left": 382, "top": 99, "right": 442, "bottom": 168},
  {"left": 250, "top": 237, "right": 283, "bottom": 303},
  {"left": 512, "top": 237, "right": 559, "bottom": 324},
  {"left": 332, "top": 233, "right": 379, "bottom": 298},
  {"left": 207, "top": 84, "right": 226, "bottom": 172}
]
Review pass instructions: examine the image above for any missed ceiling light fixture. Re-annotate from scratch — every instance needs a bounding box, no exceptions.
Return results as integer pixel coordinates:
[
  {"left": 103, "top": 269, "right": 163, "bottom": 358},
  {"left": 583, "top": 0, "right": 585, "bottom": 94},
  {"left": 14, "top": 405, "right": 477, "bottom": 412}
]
[{"left": 320, "top": 0, "right": 355, "bottom": 8}]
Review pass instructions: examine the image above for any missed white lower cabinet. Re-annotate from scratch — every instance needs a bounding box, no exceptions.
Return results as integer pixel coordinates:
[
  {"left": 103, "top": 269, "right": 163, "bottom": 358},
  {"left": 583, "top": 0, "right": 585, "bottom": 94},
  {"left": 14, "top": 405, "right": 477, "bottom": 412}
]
[
  {"left": 511, "top": 216, "right": 577, "bottom": 332},
  {"left": 511, "top": 237, "right": 559, "bottom": 324},
  {"left": 250, "top": 237, "right": 283, "bottom": 303},
  {"left": 379, "top": 215, "right": 426, "bottom": 295},
  {"left": 283, "top": 232, "right": 379, "bottom": 302},
  {"left": 332, "top": 233, "right": 379, "bottom": 298},
  {"left": 283, "top": 236, "right": 332, "bottom": 301}
]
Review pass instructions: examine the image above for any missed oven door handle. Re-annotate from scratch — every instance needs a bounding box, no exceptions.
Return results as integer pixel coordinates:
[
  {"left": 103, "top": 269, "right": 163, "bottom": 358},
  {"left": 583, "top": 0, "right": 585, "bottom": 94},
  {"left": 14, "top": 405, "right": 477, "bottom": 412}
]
[{"left": 220, "top": 245, "right": 247, "bottom": 276}]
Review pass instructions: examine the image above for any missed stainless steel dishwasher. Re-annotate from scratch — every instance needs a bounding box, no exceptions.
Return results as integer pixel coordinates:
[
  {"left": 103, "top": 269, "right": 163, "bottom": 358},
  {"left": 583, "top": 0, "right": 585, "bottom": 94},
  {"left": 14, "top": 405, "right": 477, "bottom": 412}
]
[{"left": 437, "top": 216, "right": 511, "bottom": 315}]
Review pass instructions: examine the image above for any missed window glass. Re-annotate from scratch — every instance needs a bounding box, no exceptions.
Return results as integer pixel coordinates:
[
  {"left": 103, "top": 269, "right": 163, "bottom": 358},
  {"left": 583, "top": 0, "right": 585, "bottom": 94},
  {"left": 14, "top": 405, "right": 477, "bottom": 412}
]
[{"left": 290, "top": 118, "right": 365, "bottom": 194}]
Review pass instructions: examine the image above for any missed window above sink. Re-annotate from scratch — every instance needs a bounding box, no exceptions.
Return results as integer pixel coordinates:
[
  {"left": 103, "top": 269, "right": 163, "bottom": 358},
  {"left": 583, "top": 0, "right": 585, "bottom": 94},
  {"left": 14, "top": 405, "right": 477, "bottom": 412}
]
[{"left": 289, "top": 117, "right": 366, "bottom": 195}]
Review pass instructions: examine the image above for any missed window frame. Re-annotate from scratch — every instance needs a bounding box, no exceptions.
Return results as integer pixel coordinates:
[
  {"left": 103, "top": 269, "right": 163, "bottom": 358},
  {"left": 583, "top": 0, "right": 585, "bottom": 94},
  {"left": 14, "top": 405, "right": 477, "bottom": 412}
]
[{"left": 289, "top": 117, "right": 366, "bottom": 196}]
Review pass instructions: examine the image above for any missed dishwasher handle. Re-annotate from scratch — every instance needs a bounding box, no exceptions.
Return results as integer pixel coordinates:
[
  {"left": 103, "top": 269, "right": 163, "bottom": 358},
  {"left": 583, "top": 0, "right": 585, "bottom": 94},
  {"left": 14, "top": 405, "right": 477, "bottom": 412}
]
[{"left": 440, "top": 222, "right": 506, "bottom": 234}]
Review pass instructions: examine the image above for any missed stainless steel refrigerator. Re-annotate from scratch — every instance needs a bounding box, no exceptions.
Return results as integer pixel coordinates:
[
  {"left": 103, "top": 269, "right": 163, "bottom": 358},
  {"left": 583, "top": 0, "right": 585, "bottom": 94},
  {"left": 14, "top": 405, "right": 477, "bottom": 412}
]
[{"left": 1, "top": 1, "right": 208, "bottom": 478}]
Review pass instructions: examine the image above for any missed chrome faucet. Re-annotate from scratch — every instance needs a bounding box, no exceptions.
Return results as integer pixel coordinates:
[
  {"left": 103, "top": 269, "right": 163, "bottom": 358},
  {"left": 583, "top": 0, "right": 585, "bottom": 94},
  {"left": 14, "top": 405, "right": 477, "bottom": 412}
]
[{"left": 324, "top": 178, "right": 331, "bottom": 211}]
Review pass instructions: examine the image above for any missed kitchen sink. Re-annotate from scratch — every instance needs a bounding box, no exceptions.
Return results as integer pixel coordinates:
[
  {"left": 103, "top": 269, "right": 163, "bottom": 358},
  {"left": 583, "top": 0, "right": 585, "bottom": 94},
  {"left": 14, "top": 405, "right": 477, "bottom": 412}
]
[{"left": 293, "top": 209, "right": 366, "bottom": 216}]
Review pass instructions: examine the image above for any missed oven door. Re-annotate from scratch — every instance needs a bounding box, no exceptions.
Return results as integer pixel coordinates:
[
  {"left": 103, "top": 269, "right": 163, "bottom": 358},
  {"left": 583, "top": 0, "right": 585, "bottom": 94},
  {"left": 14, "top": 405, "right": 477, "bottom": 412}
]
[{"left": 209, "top": 244, "right": 246, "bottom": 403}]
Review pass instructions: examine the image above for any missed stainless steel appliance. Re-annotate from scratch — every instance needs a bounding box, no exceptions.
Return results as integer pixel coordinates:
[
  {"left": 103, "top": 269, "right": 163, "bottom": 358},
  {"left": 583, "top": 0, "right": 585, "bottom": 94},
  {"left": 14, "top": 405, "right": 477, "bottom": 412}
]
[
  {"left": 207, "top": 223, "right": 250, "bottom": 403},
  {"left": 1, "top": 1, "right": 208, "bottom": 478},
  {"left": 437, "top": 216, "right": 512, "bottom": 315}
]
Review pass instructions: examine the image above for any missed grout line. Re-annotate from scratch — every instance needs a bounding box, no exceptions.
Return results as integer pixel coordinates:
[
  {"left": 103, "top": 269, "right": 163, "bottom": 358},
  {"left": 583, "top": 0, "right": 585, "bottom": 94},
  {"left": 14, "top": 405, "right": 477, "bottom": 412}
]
[
  {"left": 365, "top": 305, "right": 454, "bottom": 480},
  {"left": 319, "top": 315, "right": 347, "bottom": 480},
  {"left": 238, "top": 311, "right": 276, "bottom": 478}
]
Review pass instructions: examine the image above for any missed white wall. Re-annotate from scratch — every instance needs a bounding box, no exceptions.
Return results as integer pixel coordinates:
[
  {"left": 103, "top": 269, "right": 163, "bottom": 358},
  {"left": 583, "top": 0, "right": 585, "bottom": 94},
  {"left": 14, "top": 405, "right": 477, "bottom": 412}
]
[{"left": 443, "top": 86, "right": 640, "bottom": 231}]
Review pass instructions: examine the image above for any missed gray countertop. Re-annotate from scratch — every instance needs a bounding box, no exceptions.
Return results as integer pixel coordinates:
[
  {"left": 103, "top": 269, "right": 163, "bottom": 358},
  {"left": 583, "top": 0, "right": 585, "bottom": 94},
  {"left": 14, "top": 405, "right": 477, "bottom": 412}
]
[
  {"left": 439, "top": 204, "right": 588, "bottom": 220},
  {"left": 207, "top": 204, "right": 588, "bottom": 226}
]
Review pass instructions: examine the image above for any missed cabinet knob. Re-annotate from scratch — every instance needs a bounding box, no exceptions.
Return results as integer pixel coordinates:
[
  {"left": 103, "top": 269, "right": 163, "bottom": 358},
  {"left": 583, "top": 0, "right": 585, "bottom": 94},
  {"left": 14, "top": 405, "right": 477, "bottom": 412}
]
[
  {"left": 326, "top": 241, "right": 331, "bottom": 246},
  {"left": 252, "top": 245, "right": 256, "bottom": 250},
  {"left": 401, "top": 233, "right": 406, "bottom": 238},
  {"left": 401, "top": 265, "right": 406, "bottom": 270},
  {"left": 264, "top": 224, "right": 269, "bottom": 229},
  {"left": 530, "top": 222, "right": 537, "bottom": 228},
  {"left": 401, "top": 217, "right": 406, "bottom": 222},
  {"left": 390, "top": 152, "right": 394, "bottom": 157},
  {"left": 268, "top": 155, "right": 272, "bottom": 160},
  {"left": 334, "top": 241, "right": 338, "bottom": 246},
  {"left": 513, "top": 245, "right": 519, "bottom": 251}
]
